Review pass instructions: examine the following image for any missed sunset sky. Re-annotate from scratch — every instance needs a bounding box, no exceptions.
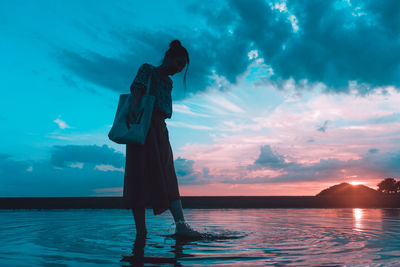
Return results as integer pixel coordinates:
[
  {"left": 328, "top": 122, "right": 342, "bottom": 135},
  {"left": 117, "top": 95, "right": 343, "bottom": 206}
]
[{"left": 1, "top": 0, "right": 400, "bottom": 197}]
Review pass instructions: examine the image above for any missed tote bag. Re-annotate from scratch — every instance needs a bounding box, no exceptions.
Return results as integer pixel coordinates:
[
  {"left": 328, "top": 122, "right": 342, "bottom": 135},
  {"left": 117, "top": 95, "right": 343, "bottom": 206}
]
[{"left": 108, "top": 73, "right": 154, "bottom": 145}]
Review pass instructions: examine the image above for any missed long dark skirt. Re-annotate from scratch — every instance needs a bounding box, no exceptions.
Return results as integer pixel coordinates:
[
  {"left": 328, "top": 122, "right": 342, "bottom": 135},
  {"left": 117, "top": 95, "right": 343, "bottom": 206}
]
[{"left": 123, "top": 108, "right": 180, "bottom": 215}]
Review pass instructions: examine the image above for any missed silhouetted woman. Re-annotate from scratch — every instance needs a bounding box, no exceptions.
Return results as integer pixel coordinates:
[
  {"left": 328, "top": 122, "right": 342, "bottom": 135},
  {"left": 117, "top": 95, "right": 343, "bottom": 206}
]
[{"left": 123, "top": 40, "right": 200, "bottom": 238}]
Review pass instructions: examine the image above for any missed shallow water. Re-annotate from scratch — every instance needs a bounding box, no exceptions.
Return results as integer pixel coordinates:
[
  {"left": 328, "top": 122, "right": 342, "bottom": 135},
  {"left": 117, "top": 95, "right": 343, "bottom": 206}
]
[{"left": 1, "top": 208, "right": 400, "bottom": 266}]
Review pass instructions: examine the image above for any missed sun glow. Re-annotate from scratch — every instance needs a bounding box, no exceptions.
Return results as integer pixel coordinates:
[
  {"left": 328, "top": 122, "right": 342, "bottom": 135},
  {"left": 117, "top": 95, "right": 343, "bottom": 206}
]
[
  {"left": 353, "top": 208, "right": 363, "bottom": 231},
  {"left": 349, "top": 181, "right": 364, "bottom": 185}
]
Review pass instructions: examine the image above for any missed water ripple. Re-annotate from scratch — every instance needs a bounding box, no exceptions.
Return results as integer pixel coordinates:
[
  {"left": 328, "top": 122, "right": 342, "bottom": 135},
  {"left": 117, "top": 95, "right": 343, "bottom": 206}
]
[{"left": 1, "top": 209, "right": 400, "bottom": 266}]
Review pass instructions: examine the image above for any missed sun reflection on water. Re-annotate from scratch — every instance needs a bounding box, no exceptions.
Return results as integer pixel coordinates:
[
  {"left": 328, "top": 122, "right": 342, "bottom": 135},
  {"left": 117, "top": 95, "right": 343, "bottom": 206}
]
[{"left": 353, "top": 208, "right": 363, "bottom": 231}]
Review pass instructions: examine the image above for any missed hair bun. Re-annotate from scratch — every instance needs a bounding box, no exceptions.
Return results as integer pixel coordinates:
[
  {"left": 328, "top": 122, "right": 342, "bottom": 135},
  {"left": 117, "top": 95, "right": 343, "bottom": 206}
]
[{"left": 170, "top": 40, "right": 182, "bottom": 49}]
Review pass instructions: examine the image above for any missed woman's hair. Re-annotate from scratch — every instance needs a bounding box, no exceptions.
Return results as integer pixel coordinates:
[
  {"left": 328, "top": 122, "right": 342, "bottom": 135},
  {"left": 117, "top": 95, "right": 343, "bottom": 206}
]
[{"left": 163, "top": 40, "right": 190, "bottom": 91}]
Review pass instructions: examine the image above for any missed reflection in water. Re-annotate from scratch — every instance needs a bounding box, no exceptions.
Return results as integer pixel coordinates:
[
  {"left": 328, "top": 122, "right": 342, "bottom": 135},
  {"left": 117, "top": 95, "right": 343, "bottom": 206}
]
[
  {"left": 1, "top": 209, "right": 400, "bottom": 266},
  {"left": 121, "top": 235, "right": 188, "bottom": 266},
  {"left": 120, "top": 227, "right": 245, "bottom": 266},
  {"left": 353, "top": 208, "right": 363, "bottom": 231}
]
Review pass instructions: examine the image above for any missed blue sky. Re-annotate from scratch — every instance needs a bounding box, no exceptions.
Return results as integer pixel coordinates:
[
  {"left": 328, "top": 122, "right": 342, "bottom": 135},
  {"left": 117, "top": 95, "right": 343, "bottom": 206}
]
[{"left": 1, "top": 0, "right": 400, "bottom": 196}]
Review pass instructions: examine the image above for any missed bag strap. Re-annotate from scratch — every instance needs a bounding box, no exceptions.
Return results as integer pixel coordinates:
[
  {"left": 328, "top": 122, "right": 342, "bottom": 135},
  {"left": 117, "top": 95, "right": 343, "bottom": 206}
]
[{"left": 144, "top": 71, "right": 153, "bottom": 96}]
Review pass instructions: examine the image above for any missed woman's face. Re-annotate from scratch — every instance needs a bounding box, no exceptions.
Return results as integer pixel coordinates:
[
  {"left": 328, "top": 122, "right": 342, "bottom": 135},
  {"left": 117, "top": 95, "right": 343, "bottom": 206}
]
[{"left": 166, "top": 56, "right": 187, "bottom": 75}]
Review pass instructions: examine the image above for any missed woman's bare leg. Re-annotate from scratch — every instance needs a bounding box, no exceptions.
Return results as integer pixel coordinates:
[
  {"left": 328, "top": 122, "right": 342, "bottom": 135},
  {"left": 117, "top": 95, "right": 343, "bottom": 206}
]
[
  {"left": 169, "top": 199, "right": 202, "bottom": 237},
  {"left": 169, "top": 199, "right": 185, "bottom": 223},
  {"left": 132, "top": 207, "right": 147, "bottom": 236}
]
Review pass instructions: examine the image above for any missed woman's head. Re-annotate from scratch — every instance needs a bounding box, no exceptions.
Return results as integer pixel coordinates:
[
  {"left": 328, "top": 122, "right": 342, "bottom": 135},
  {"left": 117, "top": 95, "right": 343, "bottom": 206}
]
[{"left": 162, "top": 40, "right": 189, "bottom": 90}]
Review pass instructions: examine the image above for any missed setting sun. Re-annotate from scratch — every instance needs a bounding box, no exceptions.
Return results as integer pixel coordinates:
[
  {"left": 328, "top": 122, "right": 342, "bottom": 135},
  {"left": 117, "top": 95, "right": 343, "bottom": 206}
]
[{"left": 350, "top": 181, "right": 364, "bottom": 186}]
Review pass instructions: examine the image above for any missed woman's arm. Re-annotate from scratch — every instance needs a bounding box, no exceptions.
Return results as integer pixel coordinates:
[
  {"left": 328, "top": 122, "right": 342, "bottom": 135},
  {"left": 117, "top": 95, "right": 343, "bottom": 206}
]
[
  {"left": 126, "top": 64, "right": 149, "bottom": 127},
  {"left": 128, "top": 88, "right": 143, "bottom": 116}
]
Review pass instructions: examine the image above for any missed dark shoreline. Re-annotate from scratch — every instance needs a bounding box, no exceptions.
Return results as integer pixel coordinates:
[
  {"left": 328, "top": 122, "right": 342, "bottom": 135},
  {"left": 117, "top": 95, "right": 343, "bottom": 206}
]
[{"left": 1, "top": 196, "right": 400, "bottom": 209}]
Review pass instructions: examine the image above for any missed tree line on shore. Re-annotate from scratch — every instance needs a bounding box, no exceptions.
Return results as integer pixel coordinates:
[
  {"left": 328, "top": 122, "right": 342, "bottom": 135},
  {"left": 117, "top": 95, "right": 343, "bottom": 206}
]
[{"left": 377, "top": 178, "right": 400, "bottom": 194}]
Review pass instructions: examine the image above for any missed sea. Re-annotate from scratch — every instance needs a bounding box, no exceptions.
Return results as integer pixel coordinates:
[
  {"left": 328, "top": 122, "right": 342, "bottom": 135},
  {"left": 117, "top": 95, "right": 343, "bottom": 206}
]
[{"left": 1, "top": 208, "right": 400, "bottom": 266}]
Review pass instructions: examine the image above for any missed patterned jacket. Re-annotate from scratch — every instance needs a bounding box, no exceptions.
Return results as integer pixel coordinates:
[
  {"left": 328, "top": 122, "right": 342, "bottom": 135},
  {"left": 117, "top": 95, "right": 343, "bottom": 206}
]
[{"left": 130, "top": 63, "right": 173, "bottom": 119}]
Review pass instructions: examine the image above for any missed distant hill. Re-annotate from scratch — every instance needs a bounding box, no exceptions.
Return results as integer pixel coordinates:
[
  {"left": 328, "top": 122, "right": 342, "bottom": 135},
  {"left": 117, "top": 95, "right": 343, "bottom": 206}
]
[{"left": 316, "top": 182, "right": 383, "bottom": 197}]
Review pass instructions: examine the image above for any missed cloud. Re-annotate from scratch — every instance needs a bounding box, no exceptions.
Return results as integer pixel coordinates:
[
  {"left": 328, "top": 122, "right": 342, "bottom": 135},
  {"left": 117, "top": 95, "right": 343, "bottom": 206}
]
[
  {"left": 51, "top": 1, "right": 283, "bottom": 98},
  {"left": 174, "top": 157, "right": 195, "bottom": 177},
  {"left": 94, "top": 164, "right": 124, "bottom": 172},
  {"left": 50, "top": 144, "right": 125, "bottom": 168},
  {"left": 207, "top": 95, "right": 245, "bottom": 113},
  {"left": 2, "top": 142, "right": 400, "bottom": 196},
  {"left": 271, "top": 0, "right": 400, "bottom": 91},
  {"left": 226, "top": 148, "right": 400, "bottom": 184},
  {"left": 58, "top": 48, "right": 138, "bottom": 94},
  {"left": 173, "top": 104, "right": 211, "bottom": 117},
  {"left": 317, "top": 120, "right": 329, "bottom": 132},
  {"left": 0, "top": 154, "right": 30, "bottom": 188},
  {"left": 54, "top": 117, "right": 71, "bottom": 129},
  {"left": 249, "top": 145, "right": 297, "bottom": 170},
  {"left": 62, "top": 74, "right": 79, "bottom": 88},
  {"left": 361, "top": 0, "right": 400, "bottom": 38},
  {"left": 55, "top": 0, "right": 400, "bottom": 99},
  {"left": 188, "top": 0, "right": 400, "bottom": 92},
  {"left": 368, "top": 148, "right": 379, "bottom": 154},
  {"left": 0, "top": 146, "right": 215, "bottom": 196},
  {"left": 173, "top": 84, "right": 400, "bottom": 188},
  {"left": 0, "top": 148, "right": 125, "bottom": 197},
  {"left": 55, "top": 28, "right": 227, "bottom": 100},
  {"left": 93, "top": 187, "right": 122, "bottom": 193},
  {"left": 166, "top": 121, "right": 212, "bottom": 130},
  {"left": 174, "top": 157, "right": 209, "bottom": 185},
  {"left": 69, "top": 162, "right": 84, "bottom": 169},
  {"left": 366, "top": 113, "right": 400, "bottom": 124},
  {"left": 0, "top": 145, "right": 216, "bottom": 197}
]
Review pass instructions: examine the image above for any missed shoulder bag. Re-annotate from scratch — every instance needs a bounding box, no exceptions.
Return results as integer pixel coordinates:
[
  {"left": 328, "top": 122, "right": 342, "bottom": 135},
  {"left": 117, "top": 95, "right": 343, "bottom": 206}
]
[{"left": 108, "top": 72, "right": 154, "bottom": 145}]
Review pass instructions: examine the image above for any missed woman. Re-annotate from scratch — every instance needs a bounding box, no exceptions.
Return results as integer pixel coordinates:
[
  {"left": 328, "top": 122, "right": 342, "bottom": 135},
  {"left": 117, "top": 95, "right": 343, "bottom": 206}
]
[{"left": 123, "top": 40, "right": 201, "bottom": 238}]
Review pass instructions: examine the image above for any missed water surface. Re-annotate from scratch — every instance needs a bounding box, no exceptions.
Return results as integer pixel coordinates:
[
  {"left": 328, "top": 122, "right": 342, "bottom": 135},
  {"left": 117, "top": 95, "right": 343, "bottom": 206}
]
[{"left": 1, "top": 208, "right": 400, "bottom": 266}]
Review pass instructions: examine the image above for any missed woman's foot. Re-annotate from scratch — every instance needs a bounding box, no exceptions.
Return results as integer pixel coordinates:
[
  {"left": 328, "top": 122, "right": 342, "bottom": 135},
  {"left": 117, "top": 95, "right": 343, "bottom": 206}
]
[{"left": 175, "top": 221, "right": 203, "bottom": 238}]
